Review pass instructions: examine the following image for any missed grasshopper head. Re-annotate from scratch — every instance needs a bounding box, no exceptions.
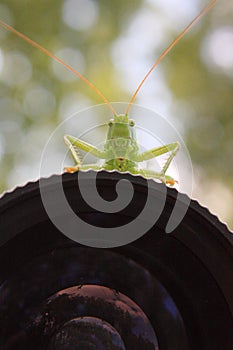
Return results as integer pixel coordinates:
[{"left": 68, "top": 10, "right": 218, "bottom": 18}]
[
  {"left": 112, "top": 114, "right": 135, "bottom": 126},
  {"left": 113, "top": 114, "right": 128, "bottom": 123},
  {"left": 107, "top": 115, "right": 135, "bottom": 140}
]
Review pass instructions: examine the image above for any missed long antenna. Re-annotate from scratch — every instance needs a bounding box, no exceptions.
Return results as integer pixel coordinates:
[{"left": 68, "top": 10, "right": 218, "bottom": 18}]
[
  {"left": 125, "top": 0, "right": 217, "bottom": 116},
  {"left": 0, "top": 20, "right": 117, "bottom": 116}
]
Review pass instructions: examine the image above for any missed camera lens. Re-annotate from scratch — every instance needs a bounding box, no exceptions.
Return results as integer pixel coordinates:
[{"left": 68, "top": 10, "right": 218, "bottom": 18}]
[{"left": 0, "top": 171, "right": 232, "bottom": 349}]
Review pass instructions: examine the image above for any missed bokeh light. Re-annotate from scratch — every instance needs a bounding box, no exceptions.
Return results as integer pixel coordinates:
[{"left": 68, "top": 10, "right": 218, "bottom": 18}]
[
  {"left": 0, "top": 49, "right": 4, "bottom": 74},
  {"left": 51, "top": 47, "right": 86, "bottom": 82},
  {"left": 201, "top": 26, "right": 233, "bottom": 74},
  {"left": 0, "top": 51, "right": 32, "bottom": 86},
  {"left": 23, "top": 85, "right": 56, "bottom": 120},
  {"left": 62, "top": 0, "right": 99, "bottom": 31}
]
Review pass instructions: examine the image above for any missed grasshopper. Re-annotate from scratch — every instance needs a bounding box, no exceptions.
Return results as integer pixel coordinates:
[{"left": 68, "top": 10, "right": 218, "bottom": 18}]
[{"left": 0, "top": 0, "right": 217, "bottom": 186}]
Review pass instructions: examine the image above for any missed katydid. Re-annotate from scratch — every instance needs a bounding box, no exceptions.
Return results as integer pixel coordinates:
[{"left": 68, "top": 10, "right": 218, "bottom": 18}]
[{"left": 0, "top": 0, "right": 217, "bottom": 186}]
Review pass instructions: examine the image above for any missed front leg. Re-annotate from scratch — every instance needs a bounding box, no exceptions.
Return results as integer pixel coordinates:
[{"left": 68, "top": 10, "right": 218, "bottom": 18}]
[
  {"left": 135, "top": 142, "right": 179, "bottom": 162},
  {"left": 135, "top": 142, "right": 180, "bottom": 185},
  {"left": 64, "top": 135, "right": 107, "bottom": 173},
  {"left": 159, "top": 142, "right": 179, "bottom": 176},
  {"left": 64, "top": 135, "right": 107, "bottom": 159}
]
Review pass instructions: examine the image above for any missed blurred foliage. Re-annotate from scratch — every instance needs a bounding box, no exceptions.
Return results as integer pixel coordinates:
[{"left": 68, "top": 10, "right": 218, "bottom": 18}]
[
  {"left": 0, "top": 0, "right": 142, "bottom": 190},
  {"left": 166, "top": 30, "right": 233, "bottom": 188},
  {"left": 0, "top": 0, "right": 232, "bottom": 228}
]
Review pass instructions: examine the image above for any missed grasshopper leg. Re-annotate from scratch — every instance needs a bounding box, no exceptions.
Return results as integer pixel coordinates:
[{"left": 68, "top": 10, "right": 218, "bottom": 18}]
[
  {"left": 64, "top": 135, "right": 82, "bottom": 173},
  {"left": 160, "top": 142, "right": 179, "bottom": 177},
  {"left": 64, "top": 135, "right": 106, "bottom": 173},
  {"left": 136, "top": 142, "right": 180, "bottom": 162},
  {"left": 64, "top": 135, "right": 106, "bottom": 159},
  {"left": 134, "top": 142, "right": 179, "bottom": 185},
  {"left": 134, "top": 142, "right": 179, "bottom": 186},
  {"left": 134, "top": 169, "right": 177, "bottom": 186}
]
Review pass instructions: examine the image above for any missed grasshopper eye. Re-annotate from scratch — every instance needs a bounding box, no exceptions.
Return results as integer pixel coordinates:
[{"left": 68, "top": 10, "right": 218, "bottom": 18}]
[
  {"left": 109, "top": 119, "right": 114, "bottom": 126},
  {"left": 129, "top": 119, "right": 135, "bottom": 127}
]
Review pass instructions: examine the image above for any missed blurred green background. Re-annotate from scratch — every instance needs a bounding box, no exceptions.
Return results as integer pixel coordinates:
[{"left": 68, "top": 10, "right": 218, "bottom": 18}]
[{"left": 0, "top": 0, "right": 232, "bottom": 229}]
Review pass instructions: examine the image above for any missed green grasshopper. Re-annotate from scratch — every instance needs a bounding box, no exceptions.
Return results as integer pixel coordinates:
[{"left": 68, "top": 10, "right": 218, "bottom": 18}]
[
  {"left": 64, "top": 118, "right": 179, "bottom": 185},
  {"left": 0, "top": 0, "right": 217, "bottom": 186}
]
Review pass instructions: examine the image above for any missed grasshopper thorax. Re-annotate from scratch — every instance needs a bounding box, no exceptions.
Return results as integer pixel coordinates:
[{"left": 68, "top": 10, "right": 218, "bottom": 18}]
[{"left": 104, "top": 114, "right": 139, "bottom": 171}]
